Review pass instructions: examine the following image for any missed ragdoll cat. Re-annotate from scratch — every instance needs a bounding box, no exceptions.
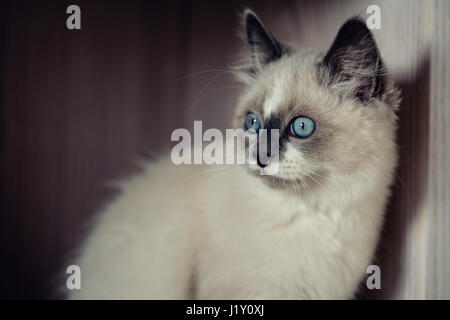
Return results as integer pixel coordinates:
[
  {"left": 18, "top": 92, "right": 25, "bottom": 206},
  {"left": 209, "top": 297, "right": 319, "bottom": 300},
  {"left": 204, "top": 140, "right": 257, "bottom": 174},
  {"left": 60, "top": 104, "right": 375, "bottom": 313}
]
[{"left": 67, "top": 9, "right": 401, "bottom": 299}]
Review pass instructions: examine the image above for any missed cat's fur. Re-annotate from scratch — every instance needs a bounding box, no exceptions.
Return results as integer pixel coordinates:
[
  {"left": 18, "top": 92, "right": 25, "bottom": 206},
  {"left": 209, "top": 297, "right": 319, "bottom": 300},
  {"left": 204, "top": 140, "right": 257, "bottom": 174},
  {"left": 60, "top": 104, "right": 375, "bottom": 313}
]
[{"left": 67, "top": 9, "right": 401, "bottom": 299}]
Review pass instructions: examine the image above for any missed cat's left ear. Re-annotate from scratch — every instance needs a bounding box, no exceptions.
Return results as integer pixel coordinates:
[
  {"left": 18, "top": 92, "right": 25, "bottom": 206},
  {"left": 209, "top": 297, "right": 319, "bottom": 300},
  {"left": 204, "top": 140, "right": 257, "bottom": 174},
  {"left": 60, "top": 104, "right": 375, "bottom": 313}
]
[
  {"left": 319, "top": 17, "right": 385, "bottom": 102},
  {"left": 243, "top": 9, "right": 287, "bottom": 74}
]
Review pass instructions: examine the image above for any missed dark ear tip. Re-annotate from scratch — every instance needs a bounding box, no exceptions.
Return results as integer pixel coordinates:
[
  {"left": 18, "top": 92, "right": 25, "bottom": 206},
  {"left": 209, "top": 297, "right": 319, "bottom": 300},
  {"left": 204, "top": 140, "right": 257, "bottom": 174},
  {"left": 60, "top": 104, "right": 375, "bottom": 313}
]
[
  {"left": 243, "top": 8, "right": 257, "bottom": 20},
  {"left": 340, "top": 16, "right": 372, "bottom": 34},
  {"left": 240, "top": 8, "right": 284, "bottom": 68},
  {"left": 346, "top": 16, "right": 367, "bottom": 25},
  {"left": 243, "top": 8, "right": 261, "bottom": 28}
]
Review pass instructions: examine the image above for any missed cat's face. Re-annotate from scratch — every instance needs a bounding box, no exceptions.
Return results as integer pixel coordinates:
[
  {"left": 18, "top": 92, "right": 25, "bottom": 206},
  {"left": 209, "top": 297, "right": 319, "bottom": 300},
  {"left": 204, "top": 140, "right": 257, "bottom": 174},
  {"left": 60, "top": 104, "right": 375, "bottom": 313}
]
[{"left": 233, "top": 10, "right": 401, "bottom": 192}]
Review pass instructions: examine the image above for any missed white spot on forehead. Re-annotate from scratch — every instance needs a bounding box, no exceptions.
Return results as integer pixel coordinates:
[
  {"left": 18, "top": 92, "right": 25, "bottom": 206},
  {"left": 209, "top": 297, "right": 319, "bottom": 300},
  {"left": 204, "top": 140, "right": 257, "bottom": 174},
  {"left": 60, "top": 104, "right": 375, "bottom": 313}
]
[{"left": 263, "top": 82, "right": 285, "bottom": 119}]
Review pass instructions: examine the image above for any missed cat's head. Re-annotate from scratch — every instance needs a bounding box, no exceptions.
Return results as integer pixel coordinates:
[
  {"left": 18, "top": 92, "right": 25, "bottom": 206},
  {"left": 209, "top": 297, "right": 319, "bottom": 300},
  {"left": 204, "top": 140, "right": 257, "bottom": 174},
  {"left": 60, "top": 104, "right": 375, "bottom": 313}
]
[{"left": 233, "top": 9, "right": 401, "bottom": 195}]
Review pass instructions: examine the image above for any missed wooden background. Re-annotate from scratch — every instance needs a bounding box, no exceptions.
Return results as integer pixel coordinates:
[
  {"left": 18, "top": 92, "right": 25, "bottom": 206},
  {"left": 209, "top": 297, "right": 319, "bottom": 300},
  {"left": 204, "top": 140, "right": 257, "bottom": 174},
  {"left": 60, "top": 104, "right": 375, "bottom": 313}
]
[{"left": 0, "top": 0, "right": 448, "bottom": 299}]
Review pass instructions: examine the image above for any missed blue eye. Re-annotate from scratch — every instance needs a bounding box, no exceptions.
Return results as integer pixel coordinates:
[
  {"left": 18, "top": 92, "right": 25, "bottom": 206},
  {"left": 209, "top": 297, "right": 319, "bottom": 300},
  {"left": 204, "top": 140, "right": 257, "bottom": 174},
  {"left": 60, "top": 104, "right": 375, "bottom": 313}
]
[
  {"left": 290, "top": 116, "right": 316, "bottom": 138},
  {"left": 245, "top": 113, "right": 261, "bottom": 132}
]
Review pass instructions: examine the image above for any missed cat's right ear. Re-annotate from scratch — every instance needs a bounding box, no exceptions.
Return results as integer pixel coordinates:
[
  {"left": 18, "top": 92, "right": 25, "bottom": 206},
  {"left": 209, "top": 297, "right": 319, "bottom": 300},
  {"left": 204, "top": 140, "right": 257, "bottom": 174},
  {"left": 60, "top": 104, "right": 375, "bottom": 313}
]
[
  {"left": 241, "top": 9, "right": 287, "bottom": 76},
  {"left": 318, "top": 17, "right": 385, "bottom": 102}
]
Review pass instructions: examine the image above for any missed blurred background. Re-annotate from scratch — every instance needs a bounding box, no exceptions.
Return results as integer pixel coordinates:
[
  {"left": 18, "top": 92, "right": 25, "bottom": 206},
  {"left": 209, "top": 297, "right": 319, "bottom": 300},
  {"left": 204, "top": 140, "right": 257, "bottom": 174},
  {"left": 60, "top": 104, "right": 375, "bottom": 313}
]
[{"left": 0, "top": 0, "right": 448, "bottom": 299}]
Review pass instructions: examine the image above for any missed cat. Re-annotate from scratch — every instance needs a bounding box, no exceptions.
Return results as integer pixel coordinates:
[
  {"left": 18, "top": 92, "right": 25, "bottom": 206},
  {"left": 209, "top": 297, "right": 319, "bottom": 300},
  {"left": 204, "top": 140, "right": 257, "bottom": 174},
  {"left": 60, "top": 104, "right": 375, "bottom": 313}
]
[{"left": 66, "top": 9, "right": 401, "bottom": 299}]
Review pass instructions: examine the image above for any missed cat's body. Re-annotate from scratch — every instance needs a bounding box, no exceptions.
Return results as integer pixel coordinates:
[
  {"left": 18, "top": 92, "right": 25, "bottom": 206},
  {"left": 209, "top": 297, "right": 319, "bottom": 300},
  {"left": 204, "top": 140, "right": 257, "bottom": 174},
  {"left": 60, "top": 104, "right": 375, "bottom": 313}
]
[
  {"left": 67, "top": 10, "right": 401, "bottom": 299},
  {"left": 69, "top": 153, "right": 391, "bottom": 299}
]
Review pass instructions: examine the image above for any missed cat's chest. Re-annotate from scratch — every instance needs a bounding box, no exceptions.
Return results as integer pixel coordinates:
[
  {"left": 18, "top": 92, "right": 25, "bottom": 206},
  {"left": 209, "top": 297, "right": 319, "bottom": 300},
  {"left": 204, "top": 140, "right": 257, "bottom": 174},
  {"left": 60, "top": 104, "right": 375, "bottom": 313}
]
[
  {"left": 204, "top": 180, "right": 346, "bottom": 255},
  {"left": 195, "top": 167, "right": 377, "bottom": 298},
  {"left": 203, "top": 171, "right": 343, "bottom": 250},
  {"left": 204, "top": 193, "right": 343, "bottom": 253},
  {"left": 196, "top": 198, "right": 360, "bottom": 299}
]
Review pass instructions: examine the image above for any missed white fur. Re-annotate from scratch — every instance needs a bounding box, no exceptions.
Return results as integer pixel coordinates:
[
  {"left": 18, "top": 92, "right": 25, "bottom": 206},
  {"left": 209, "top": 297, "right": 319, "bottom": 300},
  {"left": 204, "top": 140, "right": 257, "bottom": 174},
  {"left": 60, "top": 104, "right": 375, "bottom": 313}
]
[
  {"left": 68, "top": 145, "right": 394, "bottom": 299},
  {"left": 67, "top": 17, "right": 400, "bottom": 300}
]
